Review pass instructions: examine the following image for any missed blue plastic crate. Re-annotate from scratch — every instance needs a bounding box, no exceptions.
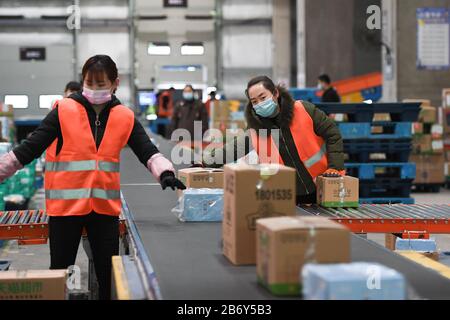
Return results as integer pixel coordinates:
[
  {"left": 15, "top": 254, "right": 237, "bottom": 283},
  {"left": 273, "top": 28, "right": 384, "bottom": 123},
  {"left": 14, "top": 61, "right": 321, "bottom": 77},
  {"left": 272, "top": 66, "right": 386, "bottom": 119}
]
[
  {"left": 359, "top": 179, "right": 413, "bottom": 198},
  {"left": 289, "top": 88, "right": 321, "bottom": 103},
  {"left": 344, "top": 139, "right": 412, "bottom": 163},
  {"left": 395, "top": 238, "right": 437, "bottom": 252},
  {"left": 345, "top": 162, "right": 416, "bottom": 180},
  {"left": 338, "top": 122, "right": 412, "bottom": 140},
  {"left": 315, "top": 102, "right": 421, "bottom": 122}
]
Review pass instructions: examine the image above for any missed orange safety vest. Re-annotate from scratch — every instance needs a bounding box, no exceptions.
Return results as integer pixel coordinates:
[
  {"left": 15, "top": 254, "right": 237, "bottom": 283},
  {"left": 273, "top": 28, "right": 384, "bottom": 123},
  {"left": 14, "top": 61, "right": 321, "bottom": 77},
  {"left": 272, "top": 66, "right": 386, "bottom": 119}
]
[
  {"left": 157, "top": 91, "right": 173, "bottom": 118},
  {"left": 250, "top": 101, "right": 328, "bottom": 179},
  {"left": 44, "top": 98, "right": 134, "bottom": 217}
]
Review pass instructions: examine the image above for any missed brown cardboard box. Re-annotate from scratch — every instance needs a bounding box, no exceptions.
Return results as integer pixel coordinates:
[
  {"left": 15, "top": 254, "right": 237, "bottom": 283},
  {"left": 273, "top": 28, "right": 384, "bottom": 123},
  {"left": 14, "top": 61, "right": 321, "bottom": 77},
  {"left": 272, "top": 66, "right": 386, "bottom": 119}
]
[
  {"left": 418, "top": 106, "right": 437, "bottom": 124},
  {"left": 211, "top": 100, "right": 241, "bottom": 121},
  {"left": 223, "top": 163, "right": 296, "bottom": 265},
  {"left": 385, "top": 233, "right": 400, "bottom": 251},
  {"left": 445, "top": 162, "right": 450, "bottom": 177},
  {"left": 177, "top": 168, "right": 224, "bottom": 197},
  {"left": 410, "top": 154, "right": 446, "bottom": 184},
  {"left": 412, "top": 134, "right": 433, "bottom": 153},
  {"left": 316, "top": 176, "right": 359, "bottom": 208},
  {"left": 212, "top": 120, "right": 247, "bottom": 134},
  {"left": 0, "top": 270, "right": 67, "bottom": 300},
  {"left": 412, "top": 122, "right": 423, "bottom": 135},
  {"left": 403, "top": 99, "right": 431, "bottom": 107},
  {"left": 256, "top": 216, "right": 350, "bottom": 296},
  {"left": 446, "top": 151, "right": 450, "bottom": 162}
]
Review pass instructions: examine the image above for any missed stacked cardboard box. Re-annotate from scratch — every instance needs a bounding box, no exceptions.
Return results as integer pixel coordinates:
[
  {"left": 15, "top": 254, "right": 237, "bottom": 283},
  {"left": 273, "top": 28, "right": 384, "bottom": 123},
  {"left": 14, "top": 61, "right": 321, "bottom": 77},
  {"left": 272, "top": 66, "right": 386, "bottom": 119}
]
[
  {"left": 442, "top": 90, "right": 450, "bottom": 186},
  {"left": 210, "top": 101, "right": 247, "bottom": 139},
  {"left": 408, "top": 100, "right": 445, "bottom": 187}
]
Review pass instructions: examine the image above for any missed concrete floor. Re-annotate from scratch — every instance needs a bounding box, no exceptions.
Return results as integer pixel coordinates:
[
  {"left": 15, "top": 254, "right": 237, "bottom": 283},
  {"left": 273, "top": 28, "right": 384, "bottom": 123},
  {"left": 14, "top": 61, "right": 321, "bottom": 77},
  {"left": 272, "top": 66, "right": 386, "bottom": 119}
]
[{"left": 1, "top": 188, "right": 450, "bottom": 298}]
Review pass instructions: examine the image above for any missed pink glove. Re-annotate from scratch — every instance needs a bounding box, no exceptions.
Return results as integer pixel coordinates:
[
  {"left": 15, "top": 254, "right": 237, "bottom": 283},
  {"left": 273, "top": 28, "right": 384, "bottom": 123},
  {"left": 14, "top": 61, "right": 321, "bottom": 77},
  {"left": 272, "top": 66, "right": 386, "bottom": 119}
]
[
  {"left": 146, "top": 153, "right": 175, "bottom": 182},
  {"left": 0, "top": 151, "right": 23, "bottom": 182}
]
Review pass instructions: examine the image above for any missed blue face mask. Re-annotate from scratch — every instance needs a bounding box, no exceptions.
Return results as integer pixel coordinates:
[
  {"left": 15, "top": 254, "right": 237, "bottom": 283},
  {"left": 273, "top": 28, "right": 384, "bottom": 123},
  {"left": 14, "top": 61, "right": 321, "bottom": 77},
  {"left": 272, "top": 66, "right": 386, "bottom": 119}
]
[
  {"left": 253, "top": 97, "right": 278, "bottom": 118},
  {"left": 183, "top": 92, "right": 194, "bottom": 101}
]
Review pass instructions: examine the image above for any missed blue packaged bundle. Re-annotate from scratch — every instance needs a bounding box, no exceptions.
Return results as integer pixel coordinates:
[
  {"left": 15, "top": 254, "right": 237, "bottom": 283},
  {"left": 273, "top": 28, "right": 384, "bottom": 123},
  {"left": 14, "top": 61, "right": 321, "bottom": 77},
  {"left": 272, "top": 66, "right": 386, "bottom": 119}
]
[
  {"left": 172, "top": 188, "right": 224, "bottom": 222},
  {"left": 302, "top": 262, "right": 406, "bottom": 300},
  {"left": 395, "top": 238, "right": 437, "bottom": 252}
]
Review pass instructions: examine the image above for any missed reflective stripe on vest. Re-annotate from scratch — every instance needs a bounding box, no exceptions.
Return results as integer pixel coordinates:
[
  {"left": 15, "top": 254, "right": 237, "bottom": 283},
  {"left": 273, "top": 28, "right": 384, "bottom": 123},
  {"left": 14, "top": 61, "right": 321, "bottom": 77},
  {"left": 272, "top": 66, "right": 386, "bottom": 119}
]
[
  {"left": 304, "top": 144, "right": 326, "bottom": 169},
  {"left": 45, "top": 160, "right": 120, "bottom": 172},
  {"left": 46, "top": 188, "right": 120, "bottom": 200}
]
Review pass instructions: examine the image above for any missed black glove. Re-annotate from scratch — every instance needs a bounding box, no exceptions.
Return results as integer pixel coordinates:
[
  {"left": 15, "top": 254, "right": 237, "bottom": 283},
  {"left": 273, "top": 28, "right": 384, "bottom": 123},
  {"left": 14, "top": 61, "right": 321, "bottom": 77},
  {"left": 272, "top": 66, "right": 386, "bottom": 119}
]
[
  {"left": 160, "top": 171, "right": 186, "bottom": 191},
  {"left": 190, "top": 163, "right": 204, "bottom": 168}
]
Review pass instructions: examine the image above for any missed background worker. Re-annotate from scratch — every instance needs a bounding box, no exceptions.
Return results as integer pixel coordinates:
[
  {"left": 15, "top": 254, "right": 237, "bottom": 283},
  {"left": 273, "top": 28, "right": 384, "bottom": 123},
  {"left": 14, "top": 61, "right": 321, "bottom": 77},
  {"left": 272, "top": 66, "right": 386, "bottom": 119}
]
[
  {"left": 63, "top": 81, "right": 82, "bottom": 98},
  {"left": 318, "top": 74, "right": 341, "bottom": 103},
  {"left": 170, "top": 84, "right": 209, "bottom": 141},
  {"left": 0, "top": 54, "right": 186, "bottom": 299},
  {"left": 202, "top": 75, "right": 345, "bottom": 204}
]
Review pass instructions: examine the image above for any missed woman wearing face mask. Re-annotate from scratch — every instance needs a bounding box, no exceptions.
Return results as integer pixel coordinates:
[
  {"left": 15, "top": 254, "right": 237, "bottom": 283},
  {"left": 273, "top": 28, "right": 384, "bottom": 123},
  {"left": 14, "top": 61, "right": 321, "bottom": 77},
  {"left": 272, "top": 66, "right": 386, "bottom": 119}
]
[
  {"left": 202, "top": 75, "right": 345, "bottom": 204},
  {"left": 0, "top": 55, "right": 185, "bottom": 299},
  {"left": 170, "top": 84, "right": 209, "bottom": 141}
]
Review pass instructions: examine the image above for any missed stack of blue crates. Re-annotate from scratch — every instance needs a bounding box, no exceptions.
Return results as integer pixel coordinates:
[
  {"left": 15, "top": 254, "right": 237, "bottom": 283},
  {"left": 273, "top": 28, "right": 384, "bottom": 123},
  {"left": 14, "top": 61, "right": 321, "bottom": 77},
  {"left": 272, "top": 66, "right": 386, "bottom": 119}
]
[{"left": 316, "top": 102, "right": 421, "bottom": 205}]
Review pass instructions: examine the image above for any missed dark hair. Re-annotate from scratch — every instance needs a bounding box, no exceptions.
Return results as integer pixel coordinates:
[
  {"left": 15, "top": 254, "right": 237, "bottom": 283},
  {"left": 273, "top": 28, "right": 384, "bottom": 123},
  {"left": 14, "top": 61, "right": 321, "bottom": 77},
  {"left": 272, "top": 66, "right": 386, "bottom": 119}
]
[
  {"left": 82, "top": 55, "right": 118, "bottom": 83},
  {"left": 184, "top": 84, "right": 194, "bottom": 91},
  {"left": 245, "top": 75, "right": 276, "bottom": 98},
  {"left": 64, "top": 81, "right": 82, "bottom": 93},
  {"left": 318, "top": 74, "right": 331, "bottom": 84}
]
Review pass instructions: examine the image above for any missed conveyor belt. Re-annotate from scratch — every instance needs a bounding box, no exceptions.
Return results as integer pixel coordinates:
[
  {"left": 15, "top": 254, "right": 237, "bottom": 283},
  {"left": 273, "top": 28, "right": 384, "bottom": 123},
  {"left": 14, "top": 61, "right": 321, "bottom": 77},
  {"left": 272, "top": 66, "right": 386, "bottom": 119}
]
[
  {"left": 119, "top": 133, "right": 450, "bottom": 300},
  {"left": 299, "top": 205, "right": 450, "bottom": 234}
]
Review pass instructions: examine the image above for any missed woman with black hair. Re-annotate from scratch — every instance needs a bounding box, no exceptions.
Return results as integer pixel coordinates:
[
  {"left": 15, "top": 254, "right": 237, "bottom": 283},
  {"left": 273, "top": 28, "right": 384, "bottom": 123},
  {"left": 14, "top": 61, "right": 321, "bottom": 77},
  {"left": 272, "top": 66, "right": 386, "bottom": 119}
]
[
  {"left": 0, "top": 54, "right": 185, "bottom": 299},
  {"left": 203, "top": 75, "right": 345, "bottom": 204}
]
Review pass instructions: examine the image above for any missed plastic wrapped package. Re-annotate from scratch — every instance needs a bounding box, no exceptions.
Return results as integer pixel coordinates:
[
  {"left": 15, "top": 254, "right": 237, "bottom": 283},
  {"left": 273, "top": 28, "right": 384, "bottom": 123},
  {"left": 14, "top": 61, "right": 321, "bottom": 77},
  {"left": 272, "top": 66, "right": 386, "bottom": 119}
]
[
  {"left": 395, "top": 237, "right": 437, "bottom": 252},
  {"left": 172, "top": 188, "right": 224, "bottom": 222},
  {"left": 302, "top": 262, "right": 406, "bottom": 300}
]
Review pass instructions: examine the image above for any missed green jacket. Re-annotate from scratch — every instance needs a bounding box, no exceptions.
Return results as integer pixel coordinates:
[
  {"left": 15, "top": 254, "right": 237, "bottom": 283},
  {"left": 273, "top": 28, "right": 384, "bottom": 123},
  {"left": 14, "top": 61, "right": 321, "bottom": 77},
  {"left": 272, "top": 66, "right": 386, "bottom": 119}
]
[{"left": 203, "top": 87, "right": 344, "bottom": 196}]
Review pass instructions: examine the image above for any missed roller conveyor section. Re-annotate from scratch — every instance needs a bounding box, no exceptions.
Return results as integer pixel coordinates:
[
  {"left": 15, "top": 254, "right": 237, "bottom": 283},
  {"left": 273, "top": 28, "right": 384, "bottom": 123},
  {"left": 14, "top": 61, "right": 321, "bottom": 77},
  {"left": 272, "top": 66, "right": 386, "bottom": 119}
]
[
  {"left": 298, "top": 205, "right": 450, "bottom": 234},
  {"left": 114, "top": 133, "right": 450, "bottom": 300},
  {"left": 0, "top": 210, "right": 126, "bottom": 241}
]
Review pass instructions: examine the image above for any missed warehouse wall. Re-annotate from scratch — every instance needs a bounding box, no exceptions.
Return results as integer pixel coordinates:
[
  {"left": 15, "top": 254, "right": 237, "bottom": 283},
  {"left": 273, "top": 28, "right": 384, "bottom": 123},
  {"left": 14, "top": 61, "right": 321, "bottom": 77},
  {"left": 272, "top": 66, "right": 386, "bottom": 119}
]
[
  {"left": 304, "top": 0, "right": 381, "bottom": 86},
  {"left": 135, "top": 0, "right": 215, "bottom": 95},
  {"left": 396, "top": 0, "right": 450, "bottom": 106}
]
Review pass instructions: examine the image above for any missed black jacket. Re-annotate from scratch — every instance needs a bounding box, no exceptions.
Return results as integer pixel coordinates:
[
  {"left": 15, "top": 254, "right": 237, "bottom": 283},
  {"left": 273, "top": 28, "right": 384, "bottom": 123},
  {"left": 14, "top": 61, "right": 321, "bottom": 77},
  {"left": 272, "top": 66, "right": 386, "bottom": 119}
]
[
  {"left": 245, "top": 87, "right": 344, "bottom": 197},
  {"left": 13, "top": 92, "right": 159, "bottom": 167},
  {"left": 321, "top": 87, "right": 341, "bottom": 103},
  {"left": 170, "top": 99, "right": 209, "bottom": 139}
]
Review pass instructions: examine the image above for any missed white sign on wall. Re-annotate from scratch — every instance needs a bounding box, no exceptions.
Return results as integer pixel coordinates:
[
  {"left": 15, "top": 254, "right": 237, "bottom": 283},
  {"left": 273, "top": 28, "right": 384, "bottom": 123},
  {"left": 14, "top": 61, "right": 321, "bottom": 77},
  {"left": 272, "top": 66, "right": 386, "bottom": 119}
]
[{"left": 417, "top": 8, "right": 450, "bottom": 70}]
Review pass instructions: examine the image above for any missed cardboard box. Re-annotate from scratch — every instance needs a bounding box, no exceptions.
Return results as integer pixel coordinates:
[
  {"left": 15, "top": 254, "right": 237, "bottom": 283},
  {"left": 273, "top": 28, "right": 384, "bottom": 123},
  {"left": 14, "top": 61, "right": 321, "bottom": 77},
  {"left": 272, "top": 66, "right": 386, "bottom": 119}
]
[
  {"left": 212, "top": 120, "right": 247, "bottom": 135},
  {"left": 410, "top": 154, "right": 445, "bottom": 184},
  {"left": 211, "top": 100, "right": 241, "bottom": 121},
  {"left": 403, "top": 99, "right": 431, "bottom": 107},
  {"left": 316, "top": 176, "right": 359, "bottom": 208},
  {"left": 223, "top": 164, "right": 296, "bottom": 265},
  {"left": 256, "top": 216, "right": 350, "bottom": 296},
  {"left": 418, "top": 106, "right": 437, "bottom": 124},
  {"left": 445, "top": 162, "right": 450, "bottom": 177},
  {"left": 0, "top": 270, "right": 67, "bottom": 300},
  {"left": 412, "top": 134, "right": 433, "bottom": 153},
  {"left": 177, "top": 168, "right": 224, "bottom": 197}
]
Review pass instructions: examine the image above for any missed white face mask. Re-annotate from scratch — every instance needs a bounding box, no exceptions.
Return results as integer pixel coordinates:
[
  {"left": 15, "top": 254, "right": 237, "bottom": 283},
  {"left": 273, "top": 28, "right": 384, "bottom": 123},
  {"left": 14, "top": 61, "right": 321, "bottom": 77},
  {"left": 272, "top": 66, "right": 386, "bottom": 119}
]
[{"left": 82, "top": 87, "right": 112, "bottom": 105}]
